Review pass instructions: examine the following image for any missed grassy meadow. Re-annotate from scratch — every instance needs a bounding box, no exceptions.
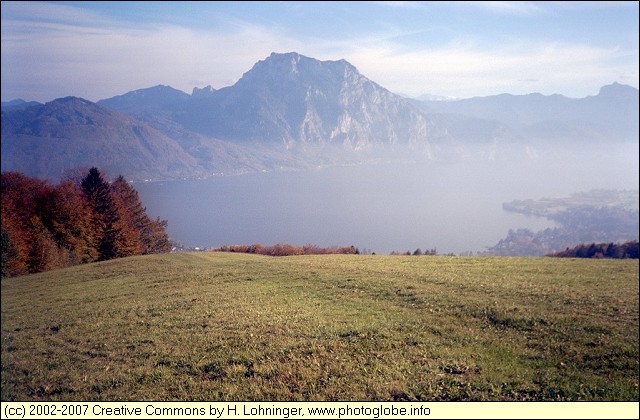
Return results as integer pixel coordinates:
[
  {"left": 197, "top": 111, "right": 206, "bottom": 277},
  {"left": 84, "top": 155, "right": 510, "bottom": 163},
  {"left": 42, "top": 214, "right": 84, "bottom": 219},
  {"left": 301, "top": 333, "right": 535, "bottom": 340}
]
[{"left": 1, "top": 252, "right": 638, "bottom": 401}]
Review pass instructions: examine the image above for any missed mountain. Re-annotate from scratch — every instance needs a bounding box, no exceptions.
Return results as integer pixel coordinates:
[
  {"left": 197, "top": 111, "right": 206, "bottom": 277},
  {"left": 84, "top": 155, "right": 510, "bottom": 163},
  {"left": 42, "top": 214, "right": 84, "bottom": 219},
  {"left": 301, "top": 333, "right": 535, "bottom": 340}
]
[
  {"left": 418, "top": 82, "right": 639, "bottom": 143},
  {"left": 1, "top": 97, "right": 204, "bottom": 181},
  {"left": 1, "top": 99, "right": 42, "bottom": 111},
  {"left": 1, "top": 96, "right": 313, "bottom": 181},
  {"left": 102, "top": 53, "right": 448, "bottom": 156},
  {"left": 2, "top": 52, "right": 638, "bottom": 182},
  {"left": 97, "top": 84, "right": 190, "bottom": 117},
  {"left": 176, "top": 52, "right": 442, "bottom": 153}
]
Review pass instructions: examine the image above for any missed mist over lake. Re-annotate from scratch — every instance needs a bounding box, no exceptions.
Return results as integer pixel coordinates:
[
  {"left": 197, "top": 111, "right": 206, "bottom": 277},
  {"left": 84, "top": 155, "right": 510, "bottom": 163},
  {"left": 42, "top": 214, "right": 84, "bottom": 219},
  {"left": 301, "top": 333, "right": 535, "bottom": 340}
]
[{"left": 135, "top": 147, "right": 639, "bottom": 255}]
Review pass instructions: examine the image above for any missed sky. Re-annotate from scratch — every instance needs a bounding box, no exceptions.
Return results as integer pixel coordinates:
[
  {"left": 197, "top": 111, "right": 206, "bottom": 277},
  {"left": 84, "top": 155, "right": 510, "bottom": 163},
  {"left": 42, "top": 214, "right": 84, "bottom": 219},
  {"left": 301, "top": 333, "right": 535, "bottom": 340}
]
[{"left": 1, "top": 1, "right": 638, "bottom": 103}]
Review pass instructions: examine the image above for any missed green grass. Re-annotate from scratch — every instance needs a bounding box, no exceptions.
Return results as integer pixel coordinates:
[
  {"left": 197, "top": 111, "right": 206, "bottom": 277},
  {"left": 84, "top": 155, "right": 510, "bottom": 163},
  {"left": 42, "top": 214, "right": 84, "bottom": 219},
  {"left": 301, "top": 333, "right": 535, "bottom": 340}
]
[{"left": 1, "top": 252, "right": 638, "bottom": 401}]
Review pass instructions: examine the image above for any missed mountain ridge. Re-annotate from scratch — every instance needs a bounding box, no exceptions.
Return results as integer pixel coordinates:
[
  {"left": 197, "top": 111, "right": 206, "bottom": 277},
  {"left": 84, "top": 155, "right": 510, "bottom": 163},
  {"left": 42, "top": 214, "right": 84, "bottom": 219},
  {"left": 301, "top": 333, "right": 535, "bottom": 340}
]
[
  {"left": 418, "top": 82, "right": 639, "bottom": 141},
  {"left": 2, "top": 52, "right": 638, "bottom": 182},
  {"left": 1, "top": 96, "right": 206, "bottom": 181}
]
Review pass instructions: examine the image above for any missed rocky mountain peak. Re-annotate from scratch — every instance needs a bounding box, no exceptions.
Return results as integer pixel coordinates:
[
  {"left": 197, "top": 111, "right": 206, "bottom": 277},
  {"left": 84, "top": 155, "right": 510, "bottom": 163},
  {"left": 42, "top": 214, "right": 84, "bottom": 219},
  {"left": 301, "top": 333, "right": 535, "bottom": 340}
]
[
  {"left": 192, "top": 85, "right": 217, "bottom": 98},
  {"left": 236, "top": 52, "right": 361, "bottom": 88},
  {"left": 188, "top": 52, "right": 429, "bottom": 149},
  {"left": 597, "top": 82, "right": 639, "bottom": 99}
]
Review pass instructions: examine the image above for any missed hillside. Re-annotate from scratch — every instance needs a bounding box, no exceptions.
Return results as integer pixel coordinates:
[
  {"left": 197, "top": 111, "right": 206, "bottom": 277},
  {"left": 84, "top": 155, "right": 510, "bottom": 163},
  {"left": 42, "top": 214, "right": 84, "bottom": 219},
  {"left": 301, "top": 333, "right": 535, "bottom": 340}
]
[
  {"left": 2, "top": 252, "right": 638, "bottom": 401},
  {"left": 0, "top": 97, "right": 204, "bottom": 181}
]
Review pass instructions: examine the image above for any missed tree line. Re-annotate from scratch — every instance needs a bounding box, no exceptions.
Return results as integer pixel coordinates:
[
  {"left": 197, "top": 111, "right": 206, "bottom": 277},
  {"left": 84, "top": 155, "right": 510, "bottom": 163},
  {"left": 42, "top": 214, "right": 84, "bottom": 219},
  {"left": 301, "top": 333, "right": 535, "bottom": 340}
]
[
  {"left": 489, "top": 204, "right": 639, "bottom": 256},
  {"left": 216, "top": 243, "right": 359, "bottom": 257},
  {"left": 390, "top": 248, "right": 439, "bottom": 256},
  {"left": 1, "top": 168, "right": 170, "bottom": 277},
  {"left": 547, "top": 240, "right": 638, "bottom": 259}
]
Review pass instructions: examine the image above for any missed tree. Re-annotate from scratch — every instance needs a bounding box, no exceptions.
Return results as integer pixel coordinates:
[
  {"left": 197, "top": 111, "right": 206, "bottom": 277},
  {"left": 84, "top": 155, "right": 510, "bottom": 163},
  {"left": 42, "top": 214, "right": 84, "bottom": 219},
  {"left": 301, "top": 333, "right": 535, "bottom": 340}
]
[
  {"left": 624, "top": 241, "right": 639, "bottom": 259},
  {"left": 139, "top": 217, "right": 171, "bottom": 254},
  {"left": 26, "top": 216, "right": 64, "bottom": 273},
  {"left": 110, "top": 176, "right": 170, "bottom": 255},
  {"left": 1, "top": 168, "right": 171, "bottom": 276},
  {"left": 38, "top": 181, "right": 98, "bottom": 264},
  {"left": 1, "top": 172, "right": 51, "bottom": 275},
  {"left": 81, "top": 168, "right": 121, "bottom": 261},
  {"left": 109, "top": 176, "right": 144, "bottom": 257},
  {"left": 1, "top": 223, "right": 20, "bottom": 278}
]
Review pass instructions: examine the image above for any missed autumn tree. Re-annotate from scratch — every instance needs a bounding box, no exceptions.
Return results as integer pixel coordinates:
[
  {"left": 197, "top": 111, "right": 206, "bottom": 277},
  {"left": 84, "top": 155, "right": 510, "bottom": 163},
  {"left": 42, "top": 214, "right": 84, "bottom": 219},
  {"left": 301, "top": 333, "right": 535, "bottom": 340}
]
[
  {"left": 110, "top": 176, "right": 170, "bottom": 255},
  {"left": 1, "top": 172, "right": 51, "bottom": 274},
  {"left": 1, "top": 168, "right": 171, "bottom": 276},
  {"left": 108, "top": 176, "right": 143, "bottom": 257},
  {"left": 25, "top": 215, "right": 64, "bottom": 273},
  {"left": 1, "top": 220, "right": 20, "bottom": 278},
  {"left": 38, "top": 180, "right": 97, "bottom": 264}
]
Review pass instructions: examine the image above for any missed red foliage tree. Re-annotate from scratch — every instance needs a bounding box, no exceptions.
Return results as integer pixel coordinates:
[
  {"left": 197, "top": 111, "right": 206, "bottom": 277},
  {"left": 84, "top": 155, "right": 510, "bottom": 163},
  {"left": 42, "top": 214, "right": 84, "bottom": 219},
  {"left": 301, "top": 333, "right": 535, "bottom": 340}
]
[
  {"left": 110, "top": 176, "right": 170, "bottom": 255},
  {"left": 1, "top": 172, "right": 52, "bottom": 275},
  {"left": 1, "top": 167, "right": 171, "bottom": 277}
]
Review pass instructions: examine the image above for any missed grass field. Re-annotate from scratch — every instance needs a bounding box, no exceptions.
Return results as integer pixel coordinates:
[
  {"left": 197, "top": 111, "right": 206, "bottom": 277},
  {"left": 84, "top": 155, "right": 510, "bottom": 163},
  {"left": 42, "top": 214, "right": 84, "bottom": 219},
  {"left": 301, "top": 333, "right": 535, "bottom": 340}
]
[{"left": 1, "top": 252, "right": 638, "bottom": 401}]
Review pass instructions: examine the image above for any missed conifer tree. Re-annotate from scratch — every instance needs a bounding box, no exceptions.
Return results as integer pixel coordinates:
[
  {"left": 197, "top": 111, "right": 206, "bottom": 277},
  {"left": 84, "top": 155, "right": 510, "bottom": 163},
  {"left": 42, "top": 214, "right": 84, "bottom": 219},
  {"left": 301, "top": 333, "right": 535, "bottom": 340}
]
[{"left": 81, "top": 167, "right": 121, "bottom": 261}]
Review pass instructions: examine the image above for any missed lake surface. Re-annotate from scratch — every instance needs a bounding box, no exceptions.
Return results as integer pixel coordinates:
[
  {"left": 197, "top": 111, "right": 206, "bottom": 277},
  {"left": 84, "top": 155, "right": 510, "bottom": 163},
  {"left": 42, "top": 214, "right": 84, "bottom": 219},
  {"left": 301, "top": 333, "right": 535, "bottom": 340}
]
[{"left": 135, "top": 155, "right": 638, "bottom": 255}]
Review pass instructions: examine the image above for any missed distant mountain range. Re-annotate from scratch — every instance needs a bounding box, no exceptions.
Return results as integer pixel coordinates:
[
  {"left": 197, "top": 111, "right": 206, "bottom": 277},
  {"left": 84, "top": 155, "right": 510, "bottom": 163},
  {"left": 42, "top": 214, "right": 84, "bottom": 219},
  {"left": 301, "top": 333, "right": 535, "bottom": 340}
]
[
  {"left": 418, "top": 82, "right": 638, "bottom": 144},
  {"left": 2, "top": 52, "right": 638, "bottom": 181}
]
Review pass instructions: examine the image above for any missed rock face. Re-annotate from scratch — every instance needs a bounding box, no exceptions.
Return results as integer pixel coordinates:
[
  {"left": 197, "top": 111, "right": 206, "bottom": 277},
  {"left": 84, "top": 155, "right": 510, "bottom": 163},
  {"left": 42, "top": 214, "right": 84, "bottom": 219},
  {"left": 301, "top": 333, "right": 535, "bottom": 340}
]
[
  {"left": 171, "top": 52, "right": 441, "bottom": 154},
  {"left": 2, "top": 52, "right": 638, "bottom": 181}
]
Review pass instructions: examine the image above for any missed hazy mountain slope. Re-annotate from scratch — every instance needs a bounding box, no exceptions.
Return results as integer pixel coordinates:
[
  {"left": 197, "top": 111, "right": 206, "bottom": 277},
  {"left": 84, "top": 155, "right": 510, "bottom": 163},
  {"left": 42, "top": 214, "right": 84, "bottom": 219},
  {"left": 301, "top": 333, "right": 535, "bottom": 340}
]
[
  {"left": 3, "top": 52, "right": 638, "bottom": 181},
  {"left": 1, "top": 95, "right": 358, "bottom": 181},
  {"left": 1, "top": 99, "right": 42, "bottom": 111},
  {"left": 419, "top": 82, "right": 639, "bottom": 142},
  {"left": 97, "top": 84, "right": 190, "bottom": 118},
  {"left": 98, "top": 85, "right": 318, "bottom": 175},
  {"left": 1, "top": 97, "right": 204, "bottom": 181}
]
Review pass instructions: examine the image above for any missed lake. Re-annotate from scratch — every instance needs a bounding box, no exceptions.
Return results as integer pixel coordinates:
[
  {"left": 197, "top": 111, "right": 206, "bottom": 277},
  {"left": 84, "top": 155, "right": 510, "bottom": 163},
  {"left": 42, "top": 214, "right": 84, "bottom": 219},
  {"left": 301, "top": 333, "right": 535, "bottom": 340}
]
[{"left": 135, "top": 155, "right": 638, "bottom": 255}]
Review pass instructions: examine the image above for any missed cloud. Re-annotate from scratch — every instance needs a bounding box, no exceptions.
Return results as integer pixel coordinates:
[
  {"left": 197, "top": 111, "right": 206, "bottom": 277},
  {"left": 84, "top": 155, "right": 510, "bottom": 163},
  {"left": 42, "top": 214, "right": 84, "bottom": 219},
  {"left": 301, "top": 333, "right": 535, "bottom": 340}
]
[
  {"left": 339, "top": 40, "right": 638, "bottom": 98},
  {"left": 1, "top": 1, "right": 637, "bottom": 102},
  {"left": 468, "top": 1, "right": 546, "bottom": 16},
  {"left": 1, "top": 1, "right": 115, "bottom": 27},
  {"left": 371, "top": 1, "right": 427, "bottom": 9},
  {"left": 1, "top": 13, "right": 308, "bottom": 101}
]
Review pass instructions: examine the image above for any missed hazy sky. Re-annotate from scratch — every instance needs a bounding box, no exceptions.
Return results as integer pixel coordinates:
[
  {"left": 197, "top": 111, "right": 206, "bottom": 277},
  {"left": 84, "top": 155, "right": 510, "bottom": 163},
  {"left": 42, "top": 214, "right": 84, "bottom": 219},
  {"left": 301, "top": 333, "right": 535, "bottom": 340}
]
[{"left": 2, "top": 1, "right": 638, "bottom": 103}]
